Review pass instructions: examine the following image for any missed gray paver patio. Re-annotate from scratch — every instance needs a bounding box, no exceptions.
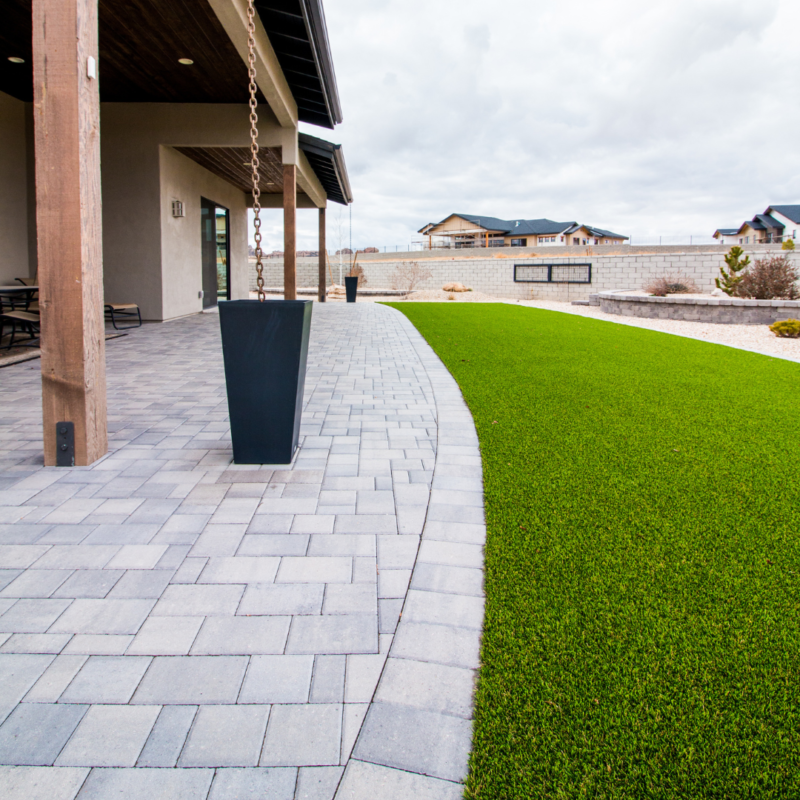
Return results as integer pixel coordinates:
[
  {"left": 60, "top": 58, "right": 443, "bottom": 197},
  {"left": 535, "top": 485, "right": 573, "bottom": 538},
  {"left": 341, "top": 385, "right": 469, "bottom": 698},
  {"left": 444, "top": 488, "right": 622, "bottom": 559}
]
[{"left": 0, "top": 302, "right": 485, "bottom": 799}]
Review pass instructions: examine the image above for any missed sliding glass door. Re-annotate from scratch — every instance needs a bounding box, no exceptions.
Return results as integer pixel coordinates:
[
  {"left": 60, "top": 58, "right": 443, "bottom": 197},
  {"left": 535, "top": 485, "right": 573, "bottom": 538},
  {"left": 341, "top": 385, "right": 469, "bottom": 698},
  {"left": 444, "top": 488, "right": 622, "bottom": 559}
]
[{"left": 201, "top": 198, "right": 230, "bottom": 308}]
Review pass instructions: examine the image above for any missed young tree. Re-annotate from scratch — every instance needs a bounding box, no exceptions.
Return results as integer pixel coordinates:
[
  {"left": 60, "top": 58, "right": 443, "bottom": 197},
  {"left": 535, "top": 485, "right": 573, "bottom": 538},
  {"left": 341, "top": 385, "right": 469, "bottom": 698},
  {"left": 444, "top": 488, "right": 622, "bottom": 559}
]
[
  {"left": 332, "top": 206, "right": 347, "bottom": 285},
  {"left": 715, "top": 246, "right": 750, "bottom": 296}
]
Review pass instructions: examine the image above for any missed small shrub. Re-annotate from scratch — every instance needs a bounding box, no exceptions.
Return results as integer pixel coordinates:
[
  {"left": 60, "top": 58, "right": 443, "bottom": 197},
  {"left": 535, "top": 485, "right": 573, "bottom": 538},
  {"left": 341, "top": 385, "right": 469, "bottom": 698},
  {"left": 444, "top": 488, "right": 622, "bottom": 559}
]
[
  {"left": 390, "top": 261, "right": 433, "bottom": 292},
  {"left": 447, "top": 293, "right": 456, "bottom": 301},
  {"left": 644, "top": 273, "right": 699, "bottom": 297},
  {"left": 348, "top": 263, "right": 367, "bottom": 287},
  {"left": 716, "top": 246, "right": 750, "bottom": 296},
  {"left": 769, "top": 319, "right": 800, "bottom": 338},
  {"left": 782, "top": 239, "right": 796, "bottom": 251},
  {"left": 738, "top": 256, "right": 799, "bottom": 300}
]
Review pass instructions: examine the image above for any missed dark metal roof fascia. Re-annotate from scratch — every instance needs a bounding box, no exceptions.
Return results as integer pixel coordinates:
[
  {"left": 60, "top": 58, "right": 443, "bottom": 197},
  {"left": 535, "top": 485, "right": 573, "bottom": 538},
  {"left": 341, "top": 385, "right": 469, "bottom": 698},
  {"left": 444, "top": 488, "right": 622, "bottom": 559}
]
[
  {"left": 298, "top": 0, "right": 343, "bottom": 126},
  {"left": 332, "top": 145, "right": 353, "bottom": 203},
  {"left": 299, "top": 132, "right": 352, "bottom": 204}
]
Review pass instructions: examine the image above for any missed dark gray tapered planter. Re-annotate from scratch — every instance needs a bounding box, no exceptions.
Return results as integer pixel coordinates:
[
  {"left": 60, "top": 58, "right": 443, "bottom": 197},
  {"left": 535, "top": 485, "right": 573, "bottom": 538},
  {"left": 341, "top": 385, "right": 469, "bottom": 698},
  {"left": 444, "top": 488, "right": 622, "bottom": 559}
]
[
  {"left": 345, "top": 276, "right": 358, "bottom": 303},
  {"left": 218, "top": 299, "right": 313, "bottom": 464}
]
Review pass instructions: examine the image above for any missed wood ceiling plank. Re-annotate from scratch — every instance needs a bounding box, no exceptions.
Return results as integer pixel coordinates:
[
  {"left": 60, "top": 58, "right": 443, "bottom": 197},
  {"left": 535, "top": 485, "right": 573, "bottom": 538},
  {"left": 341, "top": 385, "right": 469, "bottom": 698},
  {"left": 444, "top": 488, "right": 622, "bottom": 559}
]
[{"left": 174, "top": 145, "right": 284, "bottom": 195}]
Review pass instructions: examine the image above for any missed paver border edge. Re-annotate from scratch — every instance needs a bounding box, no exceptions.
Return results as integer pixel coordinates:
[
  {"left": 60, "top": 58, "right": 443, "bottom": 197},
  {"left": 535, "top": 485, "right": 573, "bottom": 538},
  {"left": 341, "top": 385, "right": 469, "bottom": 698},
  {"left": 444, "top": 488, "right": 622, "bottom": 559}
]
[{"left": 333, "top": 306, "right": 485, "bottom": 798}]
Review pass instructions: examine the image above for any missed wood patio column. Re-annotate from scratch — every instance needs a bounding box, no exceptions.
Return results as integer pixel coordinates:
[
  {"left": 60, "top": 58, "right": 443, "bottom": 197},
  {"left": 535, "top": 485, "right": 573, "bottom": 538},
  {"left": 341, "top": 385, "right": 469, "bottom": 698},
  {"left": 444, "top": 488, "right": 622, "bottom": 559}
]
[
  {"left": 318, "top": 207, "right": 326, "bottom": 302},
  {"left": 283, "top": 164, "right": 297, "bottom": 300},
  {"left": 32, "top": 0, "right": 108, "bottom": 467}
]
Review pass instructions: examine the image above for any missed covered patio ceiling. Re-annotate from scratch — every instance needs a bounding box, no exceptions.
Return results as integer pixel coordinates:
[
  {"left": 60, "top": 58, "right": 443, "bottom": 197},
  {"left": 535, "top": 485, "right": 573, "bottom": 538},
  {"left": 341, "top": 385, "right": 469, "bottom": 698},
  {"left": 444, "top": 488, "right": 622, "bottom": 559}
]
[
  {"left": 0, "top": 0, "right": 341, "bottom": 129},
  {"left": 175, "top": 145, "right": 285, "bottom": 195},
  {"left": 1, "top": 0, "right": 259, "bottom": 104},
  {"left": 175, "top": 136, "right": 351, "bottom": 206}
]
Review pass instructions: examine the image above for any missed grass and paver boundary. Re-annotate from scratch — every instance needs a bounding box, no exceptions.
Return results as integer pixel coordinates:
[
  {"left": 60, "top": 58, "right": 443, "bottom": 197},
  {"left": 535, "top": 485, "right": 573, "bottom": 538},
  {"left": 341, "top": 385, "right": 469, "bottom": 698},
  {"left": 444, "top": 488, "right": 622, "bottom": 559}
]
[{"left": 389, "top": 302, "right": 800, "bottom": 799}]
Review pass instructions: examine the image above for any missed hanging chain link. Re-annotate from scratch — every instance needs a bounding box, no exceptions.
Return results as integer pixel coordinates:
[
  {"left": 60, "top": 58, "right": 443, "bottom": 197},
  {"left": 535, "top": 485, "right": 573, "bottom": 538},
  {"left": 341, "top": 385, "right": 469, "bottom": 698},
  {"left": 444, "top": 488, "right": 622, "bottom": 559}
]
[{"left": 247, "top": 0, "right": 265, "bottom": 302}]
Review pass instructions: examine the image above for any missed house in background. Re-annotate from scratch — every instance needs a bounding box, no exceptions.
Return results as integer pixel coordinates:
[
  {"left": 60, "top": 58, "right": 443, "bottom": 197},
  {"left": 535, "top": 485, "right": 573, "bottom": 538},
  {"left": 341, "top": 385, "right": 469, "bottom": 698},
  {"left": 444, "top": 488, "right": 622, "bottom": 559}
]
[
  {"left": 418, "top": 214, "right": 628, "bottom": 249},
  {"left": 713, "top": 205, "right": 800, "bottom": 245}
]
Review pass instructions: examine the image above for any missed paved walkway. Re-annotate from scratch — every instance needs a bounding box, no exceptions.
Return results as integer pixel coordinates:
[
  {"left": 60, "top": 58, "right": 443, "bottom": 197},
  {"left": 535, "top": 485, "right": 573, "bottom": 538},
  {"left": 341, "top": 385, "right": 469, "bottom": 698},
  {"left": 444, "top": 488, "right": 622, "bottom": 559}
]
[{"left": 0, "top": 303, "right": 484, "bottom": 800}]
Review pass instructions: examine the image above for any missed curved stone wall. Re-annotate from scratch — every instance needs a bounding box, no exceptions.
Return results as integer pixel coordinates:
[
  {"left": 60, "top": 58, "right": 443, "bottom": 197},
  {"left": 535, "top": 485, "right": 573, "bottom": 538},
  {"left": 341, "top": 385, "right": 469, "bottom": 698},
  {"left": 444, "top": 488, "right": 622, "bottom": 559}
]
[{"left": 597, "top": 292, "right": 800, "bottom": 324}]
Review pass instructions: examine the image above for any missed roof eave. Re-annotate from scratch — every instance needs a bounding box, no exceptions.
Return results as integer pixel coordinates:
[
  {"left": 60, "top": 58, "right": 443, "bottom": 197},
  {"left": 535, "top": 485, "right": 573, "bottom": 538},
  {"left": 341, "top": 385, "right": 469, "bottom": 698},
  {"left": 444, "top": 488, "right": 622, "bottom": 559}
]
[
  {"left": 298, "top": 132, "right": 352, "bottom": 205},
  {"left": 299, "top": 0, "right": 343, "bottom": 126}
]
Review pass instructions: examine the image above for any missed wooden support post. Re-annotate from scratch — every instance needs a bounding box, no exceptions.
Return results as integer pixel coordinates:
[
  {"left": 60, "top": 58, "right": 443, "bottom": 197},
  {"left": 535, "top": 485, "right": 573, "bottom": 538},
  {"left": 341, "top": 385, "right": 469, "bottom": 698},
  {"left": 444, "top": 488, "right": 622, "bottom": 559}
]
[
  {"left": 33, "top": 0, "right": 107, "bottom": 467},
  {"left": 318, "top": 207, "right": 326, "bottom": 302},
  {"left": 283, "top": 164, "right": 297, "bottom": 300}
]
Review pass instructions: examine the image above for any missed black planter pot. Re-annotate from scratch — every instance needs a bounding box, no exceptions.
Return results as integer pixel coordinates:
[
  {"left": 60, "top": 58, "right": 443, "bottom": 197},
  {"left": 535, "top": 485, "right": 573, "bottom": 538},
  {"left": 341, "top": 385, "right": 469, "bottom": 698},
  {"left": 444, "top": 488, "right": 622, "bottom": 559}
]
[
  {"left": 345, "top": 276, "right": 358, "bottom": 303},
  {"left": 218, "top": 299, "right": 313, "bottom": 464}
]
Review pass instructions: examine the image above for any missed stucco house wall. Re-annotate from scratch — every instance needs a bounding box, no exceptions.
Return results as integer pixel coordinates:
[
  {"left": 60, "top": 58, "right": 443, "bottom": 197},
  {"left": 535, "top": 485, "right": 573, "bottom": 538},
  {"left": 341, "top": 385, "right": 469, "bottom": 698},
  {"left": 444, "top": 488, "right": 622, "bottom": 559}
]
[
  {"left": 159, "top": 146, "right": 249, "bottom": 320},
  {"left": 0, "top": 92, "right": 30, "bottom": 284},
  {"left": 0, "top": 95, "right": 260, "bottom": 321},
  {"left": 100, "top": 102, "right": 259, "bottom": 321}
]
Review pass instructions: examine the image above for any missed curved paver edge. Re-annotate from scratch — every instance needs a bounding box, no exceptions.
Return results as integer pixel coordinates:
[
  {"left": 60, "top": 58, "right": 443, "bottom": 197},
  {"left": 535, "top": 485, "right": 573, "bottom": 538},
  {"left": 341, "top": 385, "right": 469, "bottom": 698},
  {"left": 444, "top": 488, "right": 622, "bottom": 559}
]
[{"left": 334, "top": 307, "right": 485, "bottom": 799}]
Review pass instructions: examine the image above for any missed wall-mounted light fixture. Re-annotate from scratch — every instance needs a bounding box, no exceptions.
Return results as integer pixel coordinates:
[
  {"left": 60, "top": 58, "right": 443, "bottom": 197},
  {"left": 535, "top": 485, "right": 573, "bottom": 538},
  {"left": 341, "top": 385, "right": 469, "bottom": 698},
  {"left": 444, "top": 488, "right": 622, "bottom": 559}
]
[
  {"left": 178, "top": 58, "right": 194, "bottom": 65},
  {"left": 172, "top": 200, "right": 185, "bottom": 218}
]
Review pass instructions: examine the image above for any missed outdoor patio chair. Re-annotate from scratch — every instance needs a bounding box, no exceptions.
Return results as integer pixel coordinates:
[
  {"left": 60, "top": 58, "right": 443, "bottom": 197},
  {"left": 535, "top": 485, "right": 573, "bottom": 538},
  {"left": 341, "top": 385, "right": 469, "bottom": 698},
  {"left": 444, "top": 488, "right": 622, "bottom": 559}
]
[
  {"left": 105, "top": 303, "right": 142, "bottom": 331},
  {"left": 105, "top": 303, "right": 142, "bottom": 330},
  {"left": 1, "top": 310, "right": 40, "bottom": 349}
]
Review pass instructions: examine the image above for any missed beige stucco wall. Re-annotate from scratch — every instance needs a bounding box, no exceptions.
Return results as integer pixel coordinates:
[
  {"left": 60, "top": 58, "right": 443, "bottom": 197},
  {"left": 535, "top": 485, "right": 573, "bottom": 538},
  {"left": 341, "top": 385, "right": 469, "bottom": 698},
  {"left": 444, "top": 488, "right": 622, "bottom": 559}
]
[
  {"left": 100, "top": 109, "right": 164, "bottom": 320},
  {"left": 1, "top": 99, "right": 315, "bottom": 321},
  {"left": 0, "top": 92, "right": 30, "bottom": 284},
  {"left": 100, "top": 102, "right": 284, "bottom": 320},
  {"left": 159, "top": 146, "right": 248, "bottom": 320}
]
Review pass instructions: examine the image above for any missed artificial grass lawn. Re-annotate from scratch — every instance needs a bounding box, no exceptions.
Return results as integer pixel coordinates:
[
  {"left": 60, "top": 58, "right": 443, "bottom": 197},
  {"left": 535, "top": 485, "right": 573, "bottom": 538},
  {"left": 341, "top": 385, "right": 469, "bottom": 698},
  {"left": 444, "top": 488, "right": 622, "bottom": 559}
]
[{"left": 386, "top": 303, "right": 800, "bottom": 799}]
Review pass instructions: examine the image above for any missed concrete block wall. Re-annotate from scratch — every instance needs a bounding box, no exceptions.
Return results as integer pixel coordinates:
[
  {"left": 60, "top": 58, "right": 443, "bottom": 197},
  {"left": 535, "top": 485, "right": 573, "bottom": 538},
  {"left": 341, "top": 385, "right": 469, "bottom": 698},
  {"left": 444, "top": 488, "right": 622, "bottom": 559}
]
[
  {"left": 249, "top": 246, "right": 800, "bottom": 302},
  {"left": 249, "top": 258, "right": 331, "bottom": 291}
]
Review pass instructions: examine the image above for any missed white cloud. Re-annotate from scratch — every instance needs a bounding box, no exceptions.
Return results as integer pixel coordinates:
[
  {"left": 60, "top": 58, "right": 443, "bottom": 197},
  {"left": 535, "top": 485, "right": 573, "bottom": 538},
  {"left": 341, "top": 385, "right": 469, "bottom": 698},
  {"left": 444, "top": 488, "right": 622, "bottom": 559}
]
[{"left": 254, "top": 0, "right": 800, "bottom": 251}]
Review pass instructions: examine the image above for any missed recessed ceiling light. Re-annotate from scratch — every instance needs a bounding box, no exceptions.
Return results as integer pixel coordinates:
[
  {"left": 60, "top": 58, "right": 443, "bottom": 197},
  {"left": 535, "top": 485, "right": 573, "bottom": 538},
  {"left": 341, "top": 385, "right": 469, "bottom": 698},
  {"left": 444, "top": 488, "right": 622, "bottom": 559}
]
[
  {"left": 178, "top": 58, "right": 194, "bottom": 65},
  {"left": 8, "top": 57, "right": 25, "bottom": 64}
]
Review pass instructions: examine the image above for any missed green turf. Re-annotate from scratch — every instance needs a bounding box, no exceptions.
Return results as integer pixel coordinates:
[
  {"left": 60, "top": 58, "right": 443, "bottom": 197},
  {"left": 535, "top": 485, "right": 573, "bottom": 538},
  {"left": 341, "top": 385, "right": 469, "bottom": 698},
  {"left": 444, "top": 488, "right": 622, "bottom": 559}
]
[{"left": 385, "top": 303, "right": 800, "bottom": 799}]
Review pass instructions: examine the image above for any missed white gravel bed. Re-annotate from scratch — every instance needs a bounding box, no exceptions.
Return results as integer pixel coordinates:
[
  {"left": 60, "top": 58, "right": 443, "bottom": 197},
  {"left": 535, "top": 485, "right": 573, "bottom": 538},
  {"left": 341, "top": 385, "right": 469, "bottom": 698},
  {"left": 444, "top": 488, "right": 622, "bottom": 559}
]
[{"left": 512, "top": 299, "right": 800, "bottom": 362}]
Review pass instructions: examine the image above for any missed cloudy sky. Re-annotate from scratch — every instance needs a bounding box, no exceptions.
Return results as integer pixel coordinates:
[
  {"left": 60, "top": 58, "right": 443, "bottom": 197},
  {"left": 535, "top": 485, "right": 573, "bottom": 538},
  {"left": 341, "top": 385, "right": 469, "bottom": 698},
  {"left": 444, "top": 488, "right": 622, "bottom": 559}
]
[{"left": 254, "top": 0, "right": 800, "bottom": 252}]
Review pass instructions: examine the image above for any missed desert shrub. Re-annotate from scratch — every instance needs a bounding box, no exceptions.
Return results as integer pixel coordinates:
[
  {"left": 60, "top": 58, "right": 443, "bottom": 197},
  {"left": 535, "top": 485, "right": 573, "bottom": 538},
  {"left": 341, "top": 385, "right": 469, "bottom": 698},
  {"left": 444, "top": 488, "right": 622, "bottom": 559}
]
[
  {"left": 716, "top": 246, "right": 750, "bottom": 296},
  {"left": 738, "top": 256, "right": 799, "bottom": 300},
  {"left": 644, "top": 273, "right": 699, "bottom": 297},
  {"left": 769, "top": 319, "right": 800, "bottom": 338},
  {"left": 782, "top": 239, "right": 796, "bottom": 251},
  {"left": 390, "top": 261, "right": 433, "bottom": 292},
  {"left": 348, "top": 262, "right": 367, "bottom": 287}
]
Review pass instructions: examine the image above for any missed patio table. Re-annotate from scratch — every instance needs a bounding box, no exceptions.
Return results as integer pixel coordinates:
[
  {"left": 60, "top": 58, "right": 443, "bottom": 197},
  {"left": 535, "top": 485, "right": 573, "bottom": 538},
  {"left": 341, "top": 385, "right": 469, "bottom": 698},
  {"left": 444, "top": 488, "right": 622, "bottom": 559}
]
[{"left": 0, "top": 285, "right": 38, "bottom": 311}]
